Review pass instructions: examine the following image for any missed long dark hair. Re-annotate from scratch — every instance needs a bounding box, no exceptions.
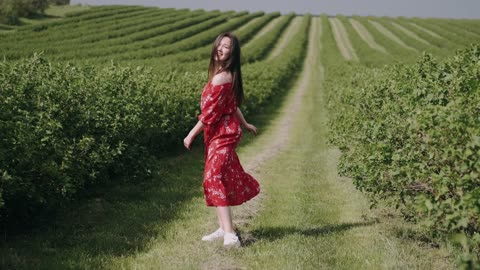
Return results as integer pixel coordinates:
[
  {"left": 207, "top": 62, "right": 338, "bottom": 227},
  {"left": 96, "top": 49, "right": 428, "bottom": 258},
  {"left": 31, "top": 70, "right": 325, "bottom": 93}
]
[{"left": 208, "top": 32, "right": 244, "bottom": 107}]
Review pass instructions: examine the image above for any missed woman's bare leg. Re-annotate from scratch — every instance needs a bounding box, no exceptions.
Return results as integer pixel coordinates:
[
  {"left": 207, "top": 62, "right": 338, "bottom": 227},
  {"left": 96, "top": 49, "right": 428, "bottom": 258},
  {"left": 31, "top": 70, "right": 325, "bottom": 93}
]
[
  {"left": 216, "top": 206, "right": 234, "bottom": 233},
  {"left": 215, "top": 207, "right": 224, "bottom": 230}
]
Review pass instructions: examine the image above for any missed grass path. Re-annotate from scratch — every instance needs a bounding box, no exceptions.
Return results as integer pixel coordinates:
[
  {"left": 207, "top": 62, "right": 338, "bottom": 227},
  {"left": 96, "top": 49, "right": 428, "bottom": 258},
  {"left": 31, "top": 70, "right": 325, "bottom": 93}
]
[
  {"left": 267, "top": 16, "right": 302, "bottom": 60},
  {"left": 228, "top": 16, "right": 456, "bottom": 269},
  {"left": 44, "top": 4, "right": 91, "bottom": 17},
  {"left": 349, "top": 18, "right": 388, "bottom": 54},
  {"left": 391, "top": 21, "right": 431, "bottom": 46},
  {"left": 329, "top": 17, "right": 359, "bottom": 61},
  {"left": 235, "top": 16, "right": 263, "bottom": 33},
  {"left": 369, "top": 20, "right": 417, "bottom": 52},
  {"left": 244, "top": 16, "right": 283, "bottom": 47},
  {"left": 408, "top": 22, "right": 444, "bottom": 39}
]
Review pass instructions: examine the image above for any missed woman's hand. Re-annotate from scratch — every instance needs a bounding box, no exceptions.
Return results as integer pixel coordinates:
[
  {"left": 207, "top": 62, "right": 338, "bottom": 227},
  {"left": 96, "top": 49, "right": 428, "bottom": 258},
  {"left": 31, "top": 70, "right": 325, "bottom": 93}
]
[
  {"left": 183, "top": 135, "right": 194, "bottom": 150},
  {"left": 183, "top": 121, "right": 205, "bottom": 151},
  {"left": 245, "top": 123, "right": 257, "bottom": 136}
]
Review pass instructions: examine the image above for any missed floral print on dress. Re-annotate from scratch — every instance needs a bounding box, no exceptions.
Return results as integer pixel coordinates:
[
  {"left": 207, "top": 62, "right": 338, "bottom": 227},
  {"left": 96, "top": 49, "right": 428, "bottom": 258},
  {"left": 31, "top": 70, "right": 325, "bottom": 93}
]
[{"left": 198, "top": 81, "right": 260, "bottom": 206}]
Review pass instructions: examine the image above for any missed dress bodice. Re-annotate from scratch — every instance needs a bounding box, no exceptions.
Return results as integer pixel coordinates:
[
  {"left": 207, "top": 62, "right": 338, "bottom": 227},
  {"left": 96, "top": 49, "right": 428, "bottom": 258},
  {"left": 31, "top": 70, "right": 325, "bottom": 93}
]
[{"left": 198, "top": 81, "right": 236, "bottom": 126}]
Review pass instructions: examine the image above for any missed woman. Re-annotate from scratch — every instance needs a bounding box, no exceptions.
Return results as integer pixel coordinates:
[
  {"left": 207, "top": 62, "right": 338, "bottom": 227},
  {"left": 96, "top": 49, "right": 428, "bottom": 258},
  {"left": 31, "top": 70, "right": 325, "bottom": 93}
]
[{"left": 183, "top": 32, "right": 260, "bottom": 248}]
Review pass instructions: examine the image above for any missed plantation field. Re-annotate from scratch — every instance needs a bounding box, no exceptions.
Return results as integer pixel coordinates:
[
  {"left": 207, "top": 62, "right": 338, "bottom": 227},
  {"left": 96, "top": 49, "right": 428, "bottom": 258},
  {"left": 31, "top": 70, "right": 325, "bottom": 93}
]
[{"left": 0, "top": 5, "right": 479, "bottom": 269}]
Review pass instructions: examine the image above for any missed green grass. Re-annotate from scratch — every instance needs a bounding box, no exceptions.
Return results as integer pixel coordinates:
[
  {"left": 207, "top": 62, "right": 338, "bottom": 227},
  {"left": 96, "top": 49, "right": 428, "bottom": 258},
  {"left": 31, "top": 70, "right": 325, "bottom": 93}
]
[
  {"left": 0, "top": 149, "right": 205, "bottom": 269},
  {"left": 44, "top": 4, "right": 91, "bottom": 18},
  {"left": 228, "top": 17, "right": 456, "bottom": 270}
]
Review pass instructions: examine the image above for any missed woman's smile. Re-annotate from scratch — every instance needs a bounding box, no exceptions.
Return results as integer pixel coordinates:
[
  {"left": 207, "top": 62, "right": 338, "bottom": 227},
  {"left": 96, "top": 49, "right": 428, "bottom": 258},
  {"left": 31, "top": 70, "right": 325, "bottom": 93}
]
[{"left": 217, "top": 36, "right": 232, "bottom": 62}]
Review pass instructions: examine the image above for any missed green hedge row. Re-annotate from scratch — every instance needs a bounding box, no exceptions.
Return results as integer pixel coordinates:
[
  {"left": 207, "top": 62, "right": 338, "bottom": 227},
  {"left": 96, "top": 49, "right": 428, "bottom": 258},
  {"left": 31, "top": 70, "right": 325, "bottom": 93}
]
[
  {"left": 243, "top": 15, "right": 310, "bottom": 115},
  {"left": 326, "top": 45, "right": 480, "bottom": 267},
  {"left": 144, "top": 12, "right": 281, "bottom": 67},
  {"left": 55, "top": 10, "right": 223, "bottom": 60},
  {"left": 24, "top": 5, "right": 147, "bottom": 32},
  {"left": 26, "top": 8, "right": 176, "bottom": 46},
  {"left": 243, "top": 14, "right": 295, "bottom": 63},
  {"left": 0, "top": 55, "right": 181, "bottom": 220},
  {"left": 114, "top": 11, "right": 262, "bottom": 61},
  {"left": 63, "top": 5, "right": 128, "bottom": 17},
  {"left": 0, "top": 10, "right": 223, "bottom": 60}
]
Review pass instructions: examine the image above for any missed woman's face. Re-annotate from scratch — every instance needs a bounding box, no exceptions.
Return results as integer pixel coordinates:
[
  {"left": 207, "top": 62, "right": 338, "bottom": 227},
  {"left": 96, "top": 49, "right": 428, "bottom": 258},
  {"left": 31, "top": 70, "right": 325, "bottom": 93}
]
[{"left": 216, "top": 37, "right": 232, "bottom": 62}]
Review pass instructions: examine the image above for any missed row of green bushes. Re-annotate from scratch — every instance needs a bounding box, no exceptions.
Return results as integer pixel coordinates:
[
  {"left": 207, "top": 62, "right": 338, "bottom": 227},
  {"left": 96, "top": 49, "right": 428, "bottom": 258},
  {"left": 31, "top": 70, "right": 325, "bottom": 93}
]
[
  {"left": 144, "top": 12, "right": 284, "bottom": 67},
  {"left": 0, "top": 9, "right": 253, "bottom": 61},
  {"left": 0, "top": 56, "right": 174, "bottom": 221},
  {"left": 324, "top": 41, "right": 480, "bottom": 268},
  {"left": 113, "top": 12, "right": 262, "bottom": 61},
  {"left": 243, "top": 14, "right": 294, "bottom": 63},
  {"left": 243, "top": 15, "right": 310, "bottom": 115},
  {"left": 0, "top": 14, "right": 310, "bottom": 224},
  {"left": 69, "top": 11, "right": 236, "bottom": 60},
  {"left": 0, "top": 7, "right": 187, "bottom": 59},
  {"left": 31, "top": 8, "right": 171, "bottom": 44},
  {"left": 20, "top": 5, "right": 146, "bottom": 32}
]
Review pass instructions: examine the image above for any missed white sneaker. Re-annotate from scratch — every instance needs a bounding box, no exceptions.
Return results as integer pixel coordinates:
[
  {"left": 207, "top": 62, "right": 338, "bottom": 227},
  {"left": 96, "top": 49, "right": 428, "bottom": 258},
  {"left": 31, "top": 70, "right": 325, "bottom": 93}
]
[
  {"left": 223, "top": 232, "right": 241, "bottom": 248},
  {"left": 202, "top": 228, "right": 225, "bottom": 241}
]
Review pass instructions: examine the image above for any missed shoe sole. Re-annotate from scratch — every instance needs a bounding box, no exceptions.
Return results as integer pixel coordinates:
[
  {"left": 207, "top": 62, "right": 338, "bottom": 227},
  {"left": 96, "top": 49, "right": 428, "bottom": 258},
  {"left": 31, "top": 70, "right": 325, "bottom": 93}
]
[
  {"left": 224, "top": 241, "right": 241, "bottom": 248},
  {"left": 201, "top": 237, "right": 223, "bottom": 242}
]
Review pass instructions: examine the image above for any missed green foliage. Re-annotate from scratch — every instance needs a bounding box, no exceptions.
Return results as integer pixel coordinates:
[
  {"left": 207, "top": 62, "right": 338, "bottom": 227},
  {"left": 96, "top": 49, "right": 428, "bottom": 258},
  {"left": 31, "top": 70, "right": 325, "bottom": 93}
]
[
  {"left": 150, "top": 12, "right": 280, "bottom": 66},
  {"left": 0, "top": 54, "right": 197, "bottom": 220},
  {"left": 6, "top": 5, "right": 478, "bottom": 266},
  {"left": 336, "top": 15, "right": 393, "bottom": 67},
  {"left": 243, "top": 14, "right": 294, "bottom": 63},
  {"left": 21, "top": 5, "right": 146, "bottom": 32},
  {"left": 353, "top": 16, "right": 419, "bottom": 63},
  {"left": 243, "top": 14, "right": 311, "bottom": 115},
  {"left": 49, "top": 0, "right": 69, "bottom": 5},
  {"left": 0, "top": 0, "right": 49, "bottom": 25},
  {"left": 326, "top": 45, "right": 480, "bottom": 268},
  {"left": 111, "top": 11, "right": 260, "bottom": 61},
  {"left": 64, "top": 10, "right": 231, "bottom": 60},
  {"left": 0, "top": 23, "right": 13, "bottom": 30},
  {"left": 0, "top": 12, "right": 310, "bottom": 223}
]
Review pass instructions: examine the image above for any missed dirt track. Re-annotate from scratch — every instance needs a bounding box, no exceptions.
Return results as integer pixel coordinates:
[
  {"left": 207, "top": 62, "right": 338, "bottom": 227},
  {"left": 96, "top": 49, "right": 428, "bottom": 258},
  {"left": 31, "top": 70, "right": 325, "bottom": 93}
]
[
  {"left": 267, "top": 16, "right": 303, "bottom": 60},
  {"left": 202, "top": 16, "right": 321, "bottom": 270},
  {"left": 369, "top": 20, "right": 417, "bottom": 51},
  {"left": 329, "top": 17, "right": 359, "bottom": 61},
  {"left": 408, "top": 22, "right": 444, "bottom": 39},
  {"left": 349, "top": 18, "right": 388, "bottom": 53},
  {"left": 244, "top": 16, "right": 283, "bottom": 47},
  {"left": 235, "top": 16, "right": 262, "bottom": 33},
  {"left": 391, "top": 21, "right": 431, "bottom": 45}
]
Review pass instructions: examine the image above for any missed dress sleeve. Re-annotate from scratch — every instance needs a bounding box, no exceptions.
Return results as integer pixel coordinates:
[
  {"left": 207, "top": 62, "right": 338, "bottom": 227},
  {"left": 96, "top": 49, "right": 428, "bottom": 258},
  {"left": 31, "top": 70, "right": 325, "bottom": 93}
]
[{"left": 198, "top": 84, "right": 230, "bottom": 126}]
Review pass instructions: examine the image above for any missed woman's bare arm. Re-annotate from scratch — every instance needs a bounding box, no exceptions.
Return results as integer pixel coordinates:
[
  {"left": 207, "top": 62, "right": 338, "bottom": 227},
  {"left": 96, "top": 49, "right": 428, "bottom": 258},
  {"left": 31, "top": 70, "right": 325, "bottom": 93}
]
[
  {"left": 184, "top": 120, "right": 205, "bottom": 150},
  {"left": 235, "top": 107, "right": 248, "bottom": 127},
  {"left": 235, "top": 107, "right": 257, "bottom": 135}
]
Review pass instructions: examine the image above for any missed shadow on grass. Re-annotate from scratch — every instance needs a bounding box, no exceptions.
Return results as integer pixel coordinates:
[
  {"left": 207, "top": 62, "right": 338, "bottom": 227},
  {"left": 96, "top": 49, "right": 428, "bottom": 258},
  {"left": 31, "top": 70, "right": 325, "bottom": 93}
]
[
  {"left": 0, "top": 149, "right": 206, "bottom": 269},
  {"left": 241, "top": 221, "right": 376, "bottom": 246}
]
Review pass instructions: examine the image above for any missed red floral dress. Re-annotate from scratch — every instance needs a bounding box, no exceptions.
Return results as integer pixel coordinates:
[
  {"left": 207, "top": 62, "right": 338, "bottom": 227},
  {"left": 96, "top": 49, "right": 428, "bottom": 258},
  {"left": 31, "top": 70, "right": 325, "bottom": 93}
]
[{"left": 198, "top": 81, "right": 260, "bottom": 206}]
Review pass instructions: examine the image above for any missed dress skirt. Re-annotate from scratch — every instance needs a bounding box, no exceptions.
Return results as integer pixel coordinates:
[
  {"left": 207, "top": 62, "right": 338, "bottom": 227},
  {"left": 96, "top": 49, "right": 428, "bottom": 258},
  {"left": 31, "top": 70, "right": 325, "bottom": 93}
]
[{"left": 198, "top": 81, "right": 260, "bottom": 206}]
